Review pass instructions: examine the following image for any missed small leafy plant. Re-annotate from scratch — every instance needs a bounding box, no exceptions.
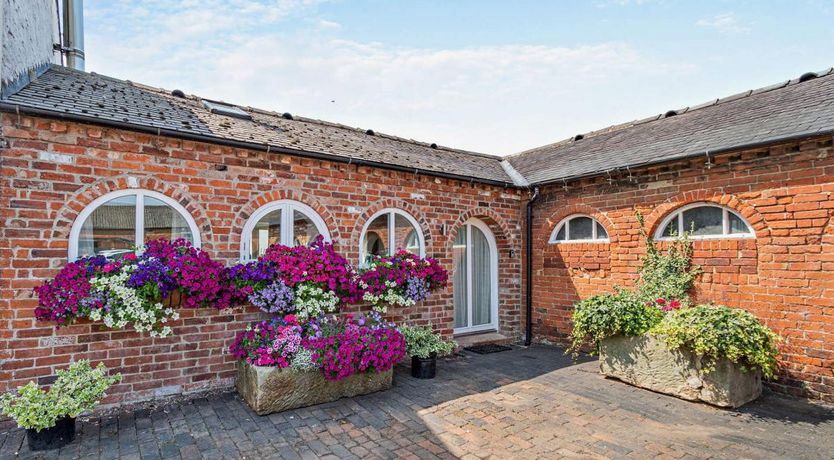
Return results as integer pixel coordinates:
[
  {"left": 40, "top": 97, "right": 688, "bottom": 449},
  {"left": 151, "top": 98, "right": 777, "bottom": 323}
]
[
  {"left": 651, "top": 304, "right": 780, "bottom": 378},
  {"left": 567, "top": 289, "right": 663, "bottom": 357},
  {"left": 400, "top": 325, "right": 457, "bottom": 359},
  {"left": 0, "top": 361, "right": 122, "bottom": 432},
  {"left": 635, "top": 210, "right": 701, "bottom": 304}
]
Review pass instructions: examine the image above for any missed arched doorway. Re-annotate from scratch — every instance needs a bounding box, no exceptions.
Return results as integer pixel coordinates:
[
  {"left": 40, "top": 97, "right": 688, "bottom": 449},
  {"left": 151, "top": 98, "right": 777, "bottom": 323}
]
[{"left": 453, "top": 218, "right": 499, "bottom": 334}]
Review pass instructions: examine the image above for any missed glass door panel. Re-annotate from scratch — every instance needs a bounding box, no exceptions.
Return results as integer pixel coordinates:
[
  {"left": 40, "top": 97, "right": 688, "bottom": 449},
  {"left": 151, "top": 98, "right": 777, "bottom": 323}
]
[
  {"left": 453, "top": 220, "right": 497, "bottom": 334},
  {"left": 471, "top": 226, "right": 492, "bottom": 327}
]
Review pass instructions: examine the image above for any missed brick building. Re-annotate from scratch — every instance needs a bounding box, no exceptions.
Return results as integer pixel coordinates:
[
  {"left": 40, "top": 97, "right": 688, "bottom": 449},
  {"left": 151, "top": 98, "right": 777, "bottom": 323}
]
[{"left": 1, "top": 2, "right": 832, "bottom": 406}]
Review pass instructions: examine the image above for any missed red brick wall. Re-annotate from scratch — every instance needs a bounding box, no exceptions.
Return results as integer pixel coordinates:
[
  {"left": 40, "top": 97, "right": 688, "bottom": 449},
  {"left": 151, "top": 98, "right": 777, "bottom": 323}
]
[
  {"left": 0, "top": 114, "right": 524, "bottom": 407},
  {"left": 529, "top": 136, "right": 834, "bottom": 402}
]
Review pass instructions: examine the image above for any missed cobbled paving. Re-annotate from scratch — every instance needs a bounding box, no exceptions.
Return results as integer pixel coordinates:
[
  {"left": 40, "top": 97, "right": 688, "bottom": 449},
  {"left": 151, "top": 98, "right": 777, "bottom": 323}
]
[{"left": 1, "top": 345, "right": 832, "bottom": 459}]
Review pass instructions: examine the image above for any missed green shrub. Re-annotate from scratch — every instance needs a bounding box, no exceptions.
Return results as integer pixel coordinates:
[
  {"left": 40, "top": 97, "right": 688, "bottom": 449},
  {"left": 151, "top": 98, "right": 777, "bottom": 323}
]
[
  {"left": 567, "top": 289, "right": 664, "bottom": 357},
  {"left": 635, "top": 210, "right": 701, "bottom": 304},
  {"left": 0, "top": 361, "right": 122, "bottom": 432},
  {"left": 651, "top": 305, "right": 780, "bottom": 378},
  {"left": 400, "top": 325, "right": 457, "bottom": 359}
]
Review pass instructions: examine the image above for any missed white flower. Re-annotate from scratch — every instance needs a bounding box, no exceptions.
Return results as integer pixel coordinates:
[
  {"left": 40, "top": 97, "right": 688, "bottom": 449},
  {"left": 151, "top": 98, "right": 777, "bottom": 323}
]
[
  {"left": 89, "top": 268, "right": 178, "bottom": 336},
  {"left": 293, "top": 283, "right": 339, "bottom": 320}
]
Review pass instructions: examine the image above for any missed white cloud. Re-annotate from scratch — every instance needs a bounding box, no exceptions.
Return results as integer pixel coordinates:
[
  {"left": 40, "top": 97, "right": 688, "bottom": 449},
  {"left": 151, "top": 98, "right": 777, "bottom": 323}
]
[
  {"left": 596, "top": 0, "right": 660, "bottom": 7},
  {"left": 85, "top": 1, "right": 689, "bottom": 155},
  {"left": 317, "top": 19, "right": 341, "bottom": 30},
  {"left": 696, "top": 13, "right": 750, "bottom": 34}
]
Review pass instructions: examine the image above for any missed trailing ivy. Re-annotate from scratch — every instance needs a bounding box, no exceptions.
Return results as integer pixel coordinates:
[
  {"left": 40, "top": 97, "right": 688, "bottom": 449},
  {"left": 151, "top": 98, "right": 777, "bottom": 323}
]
[
  {"left": 634, "top": 210, "right": 701, "bottom": 304},
  {"left": 0, "top": 361, "right": 121, "bottom": 432},
  {"left": 651, "top": 305, "right": 780, "bottom": 378},
  {"left": 400, "top": 325, "right": 457, "bottom": 359},
  {"left": 567, "top": 289, "right": 664, "bottom": 357}
]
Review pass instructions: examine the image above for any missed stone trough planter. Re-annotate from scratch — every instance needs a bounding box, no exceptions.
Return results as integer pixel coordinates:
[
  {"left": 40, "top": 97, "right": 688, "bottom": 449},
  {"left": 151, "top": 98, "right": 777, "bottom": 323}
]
[
  {"left": 235, "top": 361, "right": 394, "bottom": 415},
  {"left": 599, "top": 335, "right": 762, "bottom": 408}
]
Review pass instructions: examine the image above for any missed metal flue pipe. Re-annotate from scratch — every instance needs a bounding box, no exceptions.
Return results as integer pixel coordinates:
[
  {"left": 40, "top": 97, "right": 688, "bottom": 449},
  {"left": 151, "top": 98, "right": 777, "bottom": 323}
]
[{"left": 62, "top": 0, "right": 85, "bottom": 70}]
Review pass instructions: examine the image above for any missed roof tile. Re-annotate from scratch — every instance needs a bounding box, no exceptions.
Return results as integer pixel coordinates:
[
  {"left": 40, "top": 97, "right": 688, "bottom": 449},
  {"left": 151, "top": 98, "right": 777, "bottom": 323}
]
[
  {"left": 2, "top": 66, "right": 513, "bottom": 184},
  {"left": 508, "top": 71, "right": 834, "bottom": 184}
]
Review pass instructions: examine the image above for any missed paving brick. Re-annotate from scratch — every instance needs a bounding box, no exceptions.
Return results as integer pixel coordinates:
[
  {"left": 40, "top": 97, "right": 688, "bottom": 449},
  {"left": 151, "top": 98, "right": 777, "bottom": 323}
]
[{"left": 1, "top": 346, "right": 833, "bottom": 459}]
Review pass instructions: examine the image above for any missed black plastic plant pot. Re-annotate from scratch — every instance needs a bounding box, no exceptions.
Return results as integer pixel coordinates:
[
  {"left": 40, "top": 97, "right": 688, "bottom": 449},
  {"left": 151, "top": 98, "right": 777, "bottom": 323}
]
[
  {"left": 26, "top": 417, "right": 76, "bottom": 451},
  {"left": 411, "top": 354, "right": 437, "bottom": 379}
]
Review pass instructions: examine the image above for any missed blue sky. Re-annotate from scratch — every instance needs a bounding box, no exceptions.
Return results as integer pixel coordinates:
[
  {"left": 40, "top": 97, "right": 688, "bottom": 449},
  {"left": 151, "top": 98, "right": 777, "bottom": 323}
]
[{"left": 85, "top": 1, "right": 834, "bottom": 155}]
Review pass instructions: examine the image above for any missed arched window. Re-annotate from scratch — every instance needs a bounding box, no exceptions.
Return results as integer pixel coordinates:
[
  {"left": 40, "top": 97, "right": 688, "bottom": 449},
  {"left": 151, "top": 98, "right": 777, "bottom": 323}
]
[
  {"left": 241, "top": 200, "right": 330, "bottom": 260},
  {"left": 549, "top": 215, "right": 609, "bottom": 243},
  {"left": 360, "top": 209, "right": 425, "bottom": 263},
  {"left": 656, "top": 203, "right": 754, "bottom": 240},
  {"left": 69, "top": 189, "right": 200, "bottom": 260}
]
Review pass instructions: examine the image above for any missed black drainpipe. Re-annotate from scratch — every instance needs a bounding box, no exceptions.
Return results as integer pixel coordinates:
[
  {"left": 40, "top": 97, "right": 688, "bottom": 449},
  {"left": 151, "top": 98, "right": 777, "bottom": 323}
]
[{"left": 524, "top": 186, "right": 540, "bottom": 346}]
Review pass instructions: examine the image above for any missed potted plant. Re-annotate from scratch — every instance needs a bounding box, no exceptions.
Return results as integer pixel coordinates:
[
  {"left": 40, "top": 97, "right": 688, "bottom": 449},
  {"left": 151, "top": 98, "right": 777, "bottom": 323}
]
[
  {"left": 400, "top": 325, "right": 457, "bottom": 379},
  {"left": 231, "top": 313, "right": 406, "bottom": 415},
  {"left": 0, "top": 360, "right": 121, "bottom": 451}
]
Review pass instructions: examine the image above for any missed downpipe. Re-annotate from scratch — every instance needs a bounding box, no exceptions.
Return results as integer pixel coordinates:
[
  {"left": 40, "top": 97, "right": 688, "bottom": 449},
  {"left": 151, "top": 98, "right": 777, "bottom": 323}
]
[{"left": 524, "top": 186, "right": 540, "bottom": 346}]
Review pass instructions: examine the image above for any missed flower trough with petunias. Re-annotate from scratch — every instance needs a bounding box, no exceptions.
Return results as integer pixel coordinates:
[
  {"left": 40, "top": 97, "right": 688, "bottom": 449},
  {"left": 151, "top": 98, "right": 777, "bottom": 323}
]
[{"left": 231, "top": 312, "right": 408, "bottom": 414}]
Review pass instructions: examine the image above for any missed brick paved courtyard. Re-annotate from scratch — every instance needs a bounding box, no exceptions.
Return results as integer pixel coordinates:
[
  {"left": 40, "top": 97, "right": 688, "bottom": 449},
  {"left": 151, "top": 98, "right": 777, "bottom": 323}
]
[{"left": 1, "top": 345, "right": 832, "bottom": 459}]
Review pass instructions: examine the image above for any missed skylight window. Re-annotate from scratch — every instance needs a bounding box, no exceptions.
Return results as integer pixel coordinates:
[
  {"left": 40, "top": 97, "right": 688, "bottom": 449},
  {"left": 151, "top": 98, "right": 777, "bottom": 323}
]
[{"left": 202, "top": 100, "right": 252, "bottom": 120}]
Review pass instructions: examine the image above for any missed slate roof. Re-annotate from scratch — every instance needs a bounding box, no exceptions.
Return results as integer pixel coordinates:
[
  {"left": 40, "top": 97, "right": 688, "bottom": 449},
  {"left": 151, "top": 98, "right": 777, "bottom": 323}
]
[
  {"left": 509, "top": 68, "right": 834, "bottom": 185},
  {"left": 0, "top": 66, "right": 516, "bottom": 185},
  {"left": 3, "top": 65, "right": 833, "bottom": 188}
]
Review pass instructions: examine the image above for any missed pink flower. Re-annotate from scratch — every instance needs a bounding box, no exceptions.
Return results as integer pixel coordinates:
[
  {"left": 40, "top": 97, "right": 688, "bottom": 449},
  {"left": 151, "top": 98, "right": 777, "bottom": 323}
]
[
  {"left": 655, "top": 298, "right": 666, "bottom": 306},
  {"left": 123, "top": 253, "right": 137, "bottom": 261},
  {"left": 663, "top": 299, "right": 682, "bottom": 312}
]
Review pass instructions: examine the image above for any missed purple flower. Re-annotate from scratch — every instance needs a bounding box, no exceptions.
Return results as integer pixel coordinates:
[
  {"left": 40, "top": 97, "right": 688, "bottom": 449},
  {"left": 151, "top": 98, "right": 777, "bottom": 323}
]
[
  {"left": 405, "top": 276, "right": 430, "bottom": 302},
  {"left": 248, "top": 280, "right": 295, "bottom": 313},
  {"left": 127, "top": 256, "right": 177, "bottom": 299}
]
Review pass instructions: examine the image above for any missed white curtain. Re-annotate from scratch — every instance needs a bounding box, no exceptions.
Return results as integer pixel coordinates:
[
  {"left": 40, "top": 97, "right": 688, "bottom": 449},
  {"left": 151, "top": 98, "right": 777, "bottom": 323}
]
[{"left": 471, "top": 226, "right": 492, "bottom": 326}]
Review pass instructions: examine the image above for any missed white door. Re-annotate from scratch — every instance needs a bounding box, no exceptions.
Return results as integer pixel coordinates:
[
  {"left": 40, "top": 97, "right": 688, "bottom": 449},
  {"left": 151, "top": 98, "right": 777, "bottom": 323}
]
[{"left": 453, "top": 218, "right": 499, "bottom": 334}]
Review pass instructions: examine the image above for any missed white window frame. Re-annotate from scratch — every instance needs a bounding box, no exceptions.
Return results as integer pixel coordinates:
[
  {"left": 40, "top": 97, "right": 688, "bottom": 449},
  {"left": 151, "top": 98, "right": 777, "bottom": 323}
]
[
  {"left": 240, "top": 200, "right": 330, "bottom": 260},
  {"left": 549, "top": 214, "right": 610, "bottom": 244},
  {"left": 359, "top": 208, "right": 425, "bottom": 264},
  {"left": 655, "top": 203, "right": 755, "bottom": 241},
  {"left": 68, "top": 189, "right": 201, "bottom": 261},
  {"left": 453, "top": 218, "right": 500, "bottom": 335}
]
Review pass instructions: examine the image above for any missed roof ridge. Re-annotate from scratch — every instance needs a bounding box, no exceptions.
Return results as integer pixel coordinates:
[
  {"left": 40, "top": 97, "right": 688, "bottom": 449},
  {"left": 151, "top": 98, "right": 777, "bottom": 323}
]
[{"left": 509, "top": 66, "right": 834, "bottom": 158}]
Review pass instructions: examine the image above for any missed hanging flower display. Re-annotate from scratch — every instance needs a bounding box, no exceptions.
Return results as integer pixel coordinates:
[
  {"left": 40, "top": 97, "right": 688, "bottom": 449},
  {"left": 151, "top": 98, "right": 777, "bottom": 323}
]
[
  {"left": 34, "top": 238, "right": 234, "bottom": 336},
  {"left": 358, "top": 250, "right": 448, "bottom": 313}
]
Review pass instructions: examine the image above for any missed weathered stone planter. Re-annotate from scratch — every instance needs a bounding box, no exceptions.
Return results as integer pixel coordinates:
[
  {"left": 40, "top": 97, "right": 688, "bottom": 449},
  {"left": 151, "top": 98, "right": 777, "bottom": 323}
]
[
  {"left": 235, "top": 361, "right": 393, "bottom": 415},
  {"left": 599, "top": 335, "right": 762, "bottom": 408}
]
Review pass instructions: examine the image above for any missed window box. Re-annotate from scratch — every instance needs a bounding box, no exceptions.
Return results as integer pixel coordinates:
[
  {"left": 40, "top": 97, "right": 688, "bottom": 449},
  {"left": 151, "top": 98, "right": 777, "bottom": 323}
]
[
  {"left": 235, "top": 361, "right": 394, "bottom": 415},
  {"left": 599, "top": 334, "right": 762, "bottom": 408}
]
